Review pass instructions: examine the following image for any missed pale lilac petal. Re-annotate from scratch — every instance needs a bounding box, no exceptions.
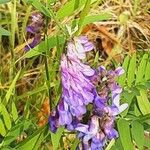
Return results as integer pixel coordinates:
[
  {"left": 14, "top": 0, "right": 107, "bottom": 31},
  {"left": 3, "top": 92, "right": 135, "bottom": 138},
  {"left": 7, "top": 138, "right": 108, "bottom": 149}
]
[
  {"left": 84, "top": 42, "right": 94, "bottom": 51},
  {"left": 76, "top": 123, "right": 89, "bottom": 133},
  {"left": 118, "top": 103, "right": 128, "bottom": 113},
  {"left": 115, "top": 67, "right": 125, "bottom": 76}
]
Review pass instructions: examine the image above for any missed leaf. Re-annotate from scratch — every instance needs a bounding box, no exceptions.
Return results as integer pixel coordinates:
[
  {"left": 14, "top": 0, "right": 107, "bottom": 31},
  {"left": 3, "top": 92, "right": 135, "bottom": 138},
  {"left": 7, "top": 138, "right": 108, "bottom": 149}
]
[
  {"left": 28, "top": 1, "right": 51, "bottom": 18},
  {"left": 15, "top": 126, "right": 48, "bottom": 150},
  {"left": 118, "top": 55, "right": 129, "bottom": 86},
  {"left": 145, "top": 58, "right": 150, "bottom": 80},
  {"left": 51, "top": 127, "right": 64, "bottom": 150},
  {"left": 131, "top": 120, "right": 144, "bottom": 149},
  {"left": 0, "top": 27, "right": 10, "bottom": 36},
  {"left": 0, "top": 0, "right": 10, "bottom": 4},
  {"left": 117, "top": 119, "right": 134, "bottom": 150},
  {"left": 1, "top": 103, "right": 11, "bottom": 130},
  {"left": 4, "top": 70, "right": 21, "bottom": 104},
  {"left": 2, "top": 120, "right": 31, "bottom": 146},
  {"left": 11, "top": 102, "right": 18, "bottom": 122},
  {"left": 136, "top": 54, "right": 148, "bottom": 84},
  {"left": 127, "top": 54, "right": 136, "bottom": 87},
  {"left": 56, "top": 0, "right": 86, "bottom": 20},
  {"left": 82, "top": 13, "right": 112, "bottom": 26},
  {"left": 136, "top": 89, "right": 150, "bottom": 115},
  {"left": 76, "top": 0, "right": 91, "bottom": 35},
  {"left": 24, "top": 35, "right": 65, "bottom": 58},
  {"left": 134, "top": 103, "right": 142, "bottom": 116},
  {"left": 139, "top": 113, "right": 150, "bottom": 123},
  {"left": 0, "top": 119, "right": 6, "bottom": 136}
]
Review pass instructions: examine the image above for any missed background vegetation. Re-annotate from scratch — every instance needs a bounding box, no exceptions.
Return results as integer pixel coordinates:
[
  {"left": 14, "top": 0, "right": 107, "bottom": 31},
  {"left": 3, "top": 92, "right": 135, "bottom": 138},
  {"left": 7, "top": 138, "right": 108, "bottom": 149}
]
[{"left": 0, "top": 0, "right": 150, "bottom": 149}]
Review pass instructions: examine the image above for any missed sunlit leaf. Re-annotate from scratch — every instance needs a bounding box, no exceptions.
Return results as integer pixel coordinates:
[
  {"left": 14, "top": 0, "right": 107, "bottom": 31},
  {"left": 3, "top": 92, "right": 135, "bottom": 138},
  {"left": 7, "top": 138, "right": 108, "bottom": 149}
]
[
  {"left": 136, "top": 89, "right": 150, "bottom": 115},
  {"left": 131, "top": 120, "right": 144, "bottom": 149},
  {"left": 127, "top": 54, "right": 136, "bottom": 87},
  {"left": 1, "top": 103, "right": 11, "bottom": 130},
  {"left": 0, "top": 119, "right": 6, "bottom": 136},
  {"left": 136, "top": 54, "right": 148, "bottom": 83},
  {"left": 117, "top": 119, "right": 134, "bottom": 150},
  {"left": 51, "top": 127, "right": 64, "bottom": 150}
]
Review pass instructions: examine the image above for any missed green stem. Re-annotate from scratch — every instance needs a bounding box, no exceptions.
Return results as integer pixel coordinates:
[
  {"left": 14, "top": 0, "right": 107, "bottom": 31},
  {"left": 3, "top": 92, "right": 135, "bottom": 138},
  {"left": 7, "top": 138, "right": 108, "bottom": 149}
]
[{"left": 44, "top": 16, "right": 52, "bottom": 111}]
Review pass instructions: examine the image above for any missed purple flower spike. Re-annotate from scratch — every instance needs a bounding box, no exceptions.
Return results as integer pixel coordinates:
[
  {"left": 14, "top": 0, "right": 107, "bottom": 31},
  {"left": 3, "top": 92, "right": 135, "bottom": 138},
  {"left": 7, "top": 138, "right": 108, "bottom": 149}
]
[{"left": 49, "top": 36, "right": 95, "bottom": 133}]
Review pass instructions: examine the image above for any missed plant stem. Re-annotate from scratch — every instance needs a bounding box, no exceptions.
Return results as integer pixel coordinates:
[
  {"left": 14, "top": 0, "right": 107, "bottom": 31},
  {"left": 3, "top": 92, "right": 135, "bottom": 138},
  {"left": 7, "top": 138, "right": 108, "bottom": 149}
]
[
  {"left": 10, "top": 0, "right": 16, "bottom": 80},
  {"left": 44, "top": 15, "right": 52, "bottom": 111}
]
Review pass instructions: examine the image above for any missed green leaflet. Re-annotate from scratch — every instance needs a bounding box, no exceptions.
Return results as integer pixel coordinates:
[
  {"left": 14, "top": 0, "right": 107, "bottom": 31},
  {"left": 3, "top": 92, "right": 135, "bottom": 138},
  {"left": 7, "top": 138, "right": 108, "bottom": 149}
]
[
  {"left": 145, "top": 56, "right": 150, "bottom": 80},
  {"left": 136, "top": 54, "right": 148, "bottom": 84},
  {"left": 82, "top": 13, "right": 112, "bottom": 26},
  {"left": 131, "top": 120, "right": 144, "bottom": 149},
  {"left": 56, "top": 0, "right": 86, "bottom": 20},
  {"left": 139, "top": 113, "right": 150, "bottom": 123},
  {"left": 0, "top": 119, "right": 6, "bottom": 136},
  {"left": 11, "top": 102, "right": 18, "bottom": 122},
  {"left": 127, "top": 54, "right": 136, "bottom": 87},
  {"left": 118, "top": 55, "right": 130, "bottom": 86},
  {"left": 51, "top": 127, "right": 64, "bottom": 150},
  {"left": 0, "top": 103, "right": 12, "bottom": 130},
  {"left": 117, "top": 119, "right": 134, "bottom": 150},
  {"left": 136, "top": 89, "right": 150, "bottom": 115}
]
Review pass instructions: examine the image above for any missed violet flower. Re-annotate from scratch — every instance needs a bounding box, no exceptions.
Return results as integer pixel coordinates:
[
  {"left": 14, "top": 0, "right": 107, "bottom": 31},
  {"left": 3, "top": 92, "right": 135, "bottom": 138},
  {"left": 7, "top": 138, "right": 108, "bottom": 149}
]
[
  {"left": 25, "top": 13, "right": 44, "bottom": 51},
  {"left": 49, "top": 35, "right": 128, "bottom": 150}
]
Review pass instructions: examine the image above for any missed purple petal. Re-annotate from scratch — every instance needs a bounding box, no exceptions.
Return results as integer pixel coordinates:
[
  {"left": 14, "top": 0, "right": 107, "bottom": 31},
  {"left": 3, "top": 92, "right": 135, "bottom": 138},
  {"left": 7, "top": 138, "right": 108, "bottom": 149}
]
[
  {"left": 84, "top": 42, "right": 94, "bottom": 51},
  {"left": 76, "top": 123, "right": 89, "bottom": 133},
  {"left": 78, "top": 36, "right": 88, "bottom": 44},
  {"left": 115, "top": 67, "right": 125, "bottom": 76},
  {"left": 105, "top": 128, "right": 118, "bottom": 139},
  {"left": 26, "top": 26, "right": 35, "bottom": 33}
]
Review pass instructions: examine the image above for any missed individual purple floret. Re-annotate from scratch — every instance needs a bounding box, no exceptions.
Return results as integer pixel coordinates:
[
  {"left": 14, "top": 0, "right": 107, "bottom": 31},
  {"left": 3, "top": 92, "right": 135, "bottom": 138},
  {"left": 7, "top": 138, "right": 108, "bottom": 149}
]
[
  {"left": 76, "top": 115, "right": 105, "bottom": 150},
  {"left": 25, "top": 13, "right": 44, "bottom": 51}
]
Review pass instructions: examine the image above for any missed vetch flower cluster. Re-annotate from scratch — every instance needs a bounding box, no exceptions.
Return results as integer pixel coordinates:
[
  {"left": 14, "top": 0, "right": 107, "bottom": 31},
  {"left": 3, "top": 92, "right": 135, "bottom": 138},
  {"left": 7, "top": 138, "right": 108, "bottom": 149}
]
[
  {"left": 49, "top": 36, "right": 128, "bottom": 150},
  {"left": 76, "top": 66, "right": 128, "bottom": 149}
]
